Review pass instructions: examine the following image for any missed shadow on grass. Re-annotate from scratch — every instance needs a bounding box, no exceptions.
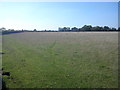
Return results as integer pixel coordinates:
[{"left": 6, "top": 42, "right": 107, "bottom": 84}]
[{"left": 2, "top": 78, "right": 6, "bottom": 90}]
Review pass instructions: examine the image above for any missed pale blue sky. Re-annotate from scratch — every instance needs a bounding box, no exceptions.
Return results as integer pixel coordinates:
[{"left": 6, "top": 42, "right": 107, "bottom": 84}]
[{"left": 0, "top": 2, "right": 118, "bottom": 30}]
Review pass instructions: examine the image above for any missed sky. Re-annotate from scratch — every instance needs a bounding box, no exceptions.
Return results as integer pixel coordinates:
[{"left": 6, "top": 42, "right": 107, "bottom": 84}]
[{"left": 0, "top": 2, "right": 118, "bottom": 30}]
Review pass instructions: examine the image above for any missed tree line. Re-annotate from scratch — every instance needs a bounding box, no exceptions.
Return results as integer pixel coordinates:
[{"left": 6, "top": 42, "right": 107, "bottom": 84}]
[
  {"left": 0, "top": 25, "right": 120, "bottom": 34},
  {"left": 59, "top": 25, "right": 120, "bottom": 32}
]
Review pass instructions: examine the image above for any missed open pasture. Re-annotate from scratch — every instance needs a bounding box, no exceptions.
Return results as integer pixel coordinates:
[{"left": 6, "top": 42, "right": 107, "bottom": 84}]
[{"left": 2, "top": 32, "right": 118, "bottom": 88}]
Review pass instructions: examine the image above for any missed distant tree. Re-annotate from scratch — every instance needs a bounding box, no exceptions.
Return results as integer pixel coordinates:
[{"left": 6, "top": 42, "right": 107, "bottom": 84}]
[
  {"left": 0, "top": 27, "right": 6, "bottom": 31},
  {"left": 63, "top": 27, "right": 67, "bottom": 31},
  {"left": 118, "top": 27, "right": 120, "bottom": 31},
  {"left": 111, "top": 28, "right": 116, "bottom": 31},
  {"left": 7, "top": 29, "right": 14, "bottom": 31},
  {"left": 59, "top": 27, "right": 70, "bottom": 32},
  {"left": 81, "top": 25, "right": 92, "bottom": 31},
  {"left": 103, "top": 26, "right": 111, "bottom": 31},
  {"left": 91, "top": 26, "right": 103, "bottom": 31},
  {"left": 66, "top": 27, "right": 71, "bottom": 31},
  {"left": 58, "top": 27, "right": 62, "bottom": 31},
  {"left": 34, "top": 29, "right": 37, "bottom": 32},
  {"left": 78, "top": 28, "right": 81, "bottom": 31},
  {"left": 10, "top": 29, "right": 14, "bottom": 31},
  {"left": 71, "top": 27, "right": 78, "bottom": 32}
]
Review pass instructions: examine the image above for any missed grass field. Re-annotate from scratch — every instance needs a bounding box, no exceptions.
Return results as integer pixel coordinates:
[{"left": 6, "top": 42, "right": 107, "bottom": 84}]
[{"left": 2, "top": 32, "right": 118, "bottom": 88}]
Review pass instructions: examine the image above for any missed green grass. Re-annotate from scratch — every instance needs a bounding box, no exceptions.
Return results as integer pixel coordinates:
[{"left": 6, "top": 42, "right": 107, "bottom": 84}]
[{"left": 2, "top": 32, "right": 118, "bottom": 88}]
